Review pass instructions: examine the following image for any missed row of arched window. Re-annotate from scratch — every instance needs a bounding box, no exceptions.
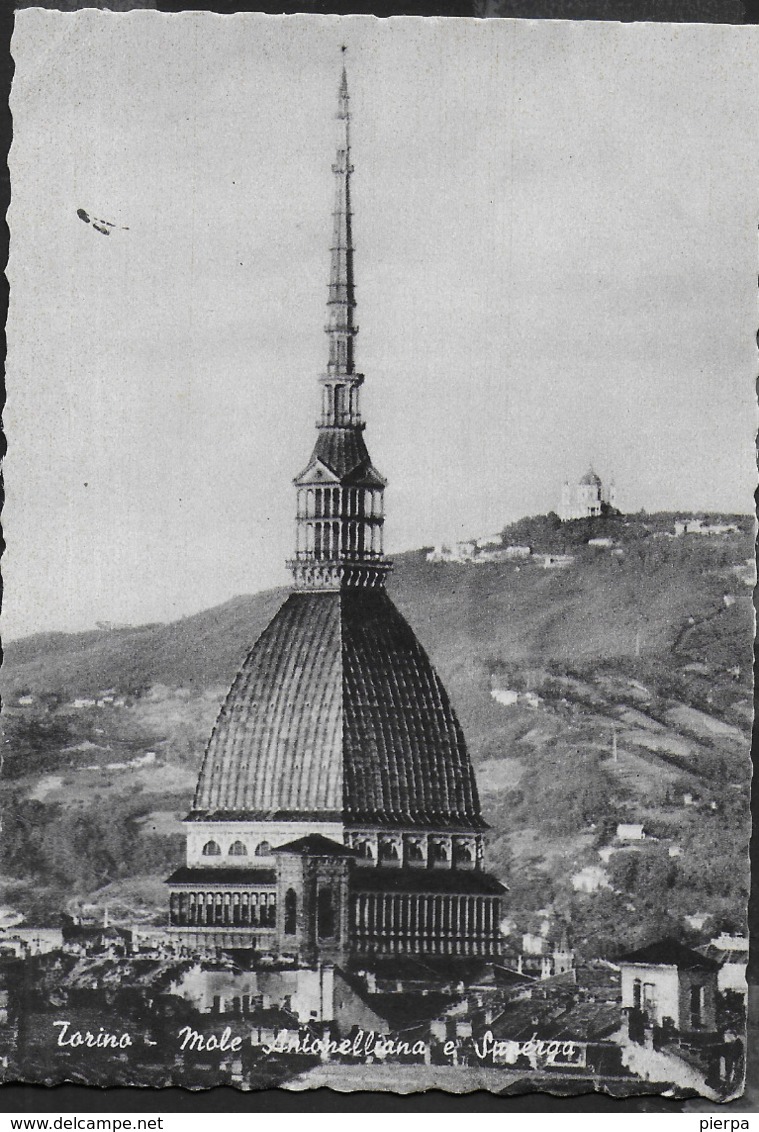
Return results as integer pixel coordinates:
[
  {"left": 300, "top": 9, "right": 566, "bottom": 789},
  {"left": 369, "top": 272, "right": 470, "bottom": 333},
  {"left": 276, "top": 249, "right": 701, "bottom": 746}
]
[
  {"left": 201, "top": 836, "right": 476, "bottom": 864},
  {"left": 353, "top": 838, "right": 475, "bottom": 865},
  {"left": 169, "top": 891, "right": 276, "bottom": 928},
  {"left": 297, "top": 487, "right": 383, "bottom": 520},
  {"left": 170, "top": 885, "right": 335, "bottom": 940},
  {"left": 201, "top": 839, "right": 271, "bottom": 858},
  {"left": 351, "top": 892, "right": 498, "bottom": 938},
  {"left": 295, "top": 520, "right": 383, "bottom": 559}
]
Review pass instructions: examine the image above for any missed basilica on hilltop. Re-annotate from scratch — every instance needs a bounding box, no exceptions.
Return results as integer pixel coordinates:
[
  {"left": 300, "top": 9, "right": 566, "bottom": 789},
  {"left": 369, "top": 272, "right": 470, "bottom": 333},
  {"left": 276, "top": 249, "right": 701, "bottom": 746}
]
[
  {"left": 167, "top": 62, "right": 505, "bottom": 964},
  {"left": 559, "top": 467, "right": 617, "bottom": 522}
]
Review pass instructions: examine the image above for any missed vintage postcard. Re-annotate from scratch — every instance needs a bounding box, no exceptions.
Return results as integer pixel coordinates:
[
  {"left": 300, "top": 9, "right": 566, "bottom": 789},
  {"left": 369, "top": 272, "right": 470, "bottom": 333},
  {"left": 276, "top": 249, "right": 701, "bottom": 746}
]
[{"left": 3, "top": 10, "right": 755, "bottom": 1097}]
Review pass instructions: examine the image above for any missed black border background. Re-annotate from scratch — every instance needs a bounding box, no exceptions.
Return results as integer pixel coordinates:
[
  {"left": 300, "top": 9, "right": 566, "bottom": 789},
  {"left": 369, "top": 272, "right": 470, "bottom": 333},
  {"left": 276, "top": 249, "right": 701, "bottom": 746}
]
[{"left": 0, "top": 0, "right": 755, "bottom": 1113}]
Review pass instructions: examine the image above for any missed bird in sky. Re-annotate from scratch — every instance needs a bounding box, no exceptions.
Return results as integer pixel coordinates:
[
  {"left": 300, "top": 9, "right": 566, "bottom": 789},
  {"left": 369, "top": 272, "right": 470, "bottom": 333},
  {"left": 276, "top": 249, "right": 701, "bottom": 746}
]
[{"left": 77, "top": 208, "right": 129, "bottom": 236}]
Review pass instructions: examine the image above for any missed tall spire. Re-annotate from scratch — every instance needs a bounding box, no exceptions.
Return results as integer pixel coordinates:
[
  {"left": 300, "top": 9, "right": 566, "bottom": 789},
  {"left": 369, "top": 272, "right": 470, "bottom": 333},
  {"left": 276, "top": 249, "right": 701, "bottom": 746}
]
[
  {"left": 321, "top": 53, "right": 362, "bottom": 426},
  {"left": 289, "top": 56, "right": 391, "bottom": 592}
]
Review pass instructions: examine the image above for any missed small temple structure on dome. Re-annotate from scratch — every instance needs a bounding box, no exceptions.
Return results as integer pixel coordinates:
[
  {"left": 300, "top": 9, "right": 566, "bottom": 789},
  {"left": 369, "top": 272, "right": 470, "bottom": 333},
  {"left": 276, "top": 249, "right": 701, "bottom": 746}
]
[{"left": 167, "top": 59, "right": 505, "bottom": 964}]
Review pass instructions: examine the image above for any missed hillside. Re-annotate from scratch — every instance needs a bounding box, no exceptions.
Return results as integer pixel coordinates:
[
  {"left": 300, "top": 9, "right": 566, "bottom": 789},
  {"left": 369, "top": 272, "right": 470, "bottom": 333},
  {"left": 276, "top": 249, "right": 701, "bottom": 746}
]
[
  {"left": 5, "top": 516, "right": 752, "bottom": 699},
  {"left": 3, "top": 589, "right": 288, "bottom": 700},
  {"left": 1, "top": 513, "right": 753, "bottom": 956}
]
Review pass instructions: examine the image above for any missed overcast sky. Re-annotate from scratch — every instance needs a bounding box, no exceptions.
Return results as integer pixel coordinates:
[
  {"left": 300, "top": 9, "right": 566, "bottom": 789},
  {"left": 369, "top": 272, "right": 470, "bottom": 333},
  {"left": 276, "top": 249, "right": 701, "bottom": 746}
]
[{"left": 6, "top": 12, "right": 758, "bottom": 640}]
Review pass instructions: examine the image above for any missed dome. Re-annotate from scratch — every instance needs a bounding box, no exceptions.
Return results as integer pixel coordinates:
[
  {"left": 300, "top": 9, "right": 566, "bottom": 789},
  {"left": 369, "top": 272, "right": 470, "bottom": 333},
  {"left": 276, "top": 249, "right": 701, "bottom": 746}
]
[
  {"left": 579, "top": 467, "right": 602, "bottom": 487},
  {"left": 191, "top": 589, "right": 485, "bottom": 831}
]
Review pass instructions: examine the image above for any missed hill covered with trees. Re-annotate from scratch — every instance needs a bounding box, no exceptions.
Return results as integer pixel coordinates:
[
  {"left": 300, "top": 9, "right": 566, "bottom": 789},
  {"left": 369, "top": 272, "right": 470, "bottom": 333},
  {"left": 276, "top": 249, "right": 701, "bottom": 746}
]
[{"left": 1, "top": 513, "right": 753, "bottom": 957}]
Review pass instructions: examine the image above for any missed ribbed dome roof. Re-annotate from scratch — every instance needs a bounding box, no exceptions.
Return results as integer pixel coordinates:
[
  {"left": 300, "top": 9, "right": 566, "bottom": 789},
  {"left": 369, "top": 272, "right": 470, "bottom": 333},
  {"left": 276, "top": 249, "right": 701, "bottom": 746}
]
[
  {"left": 580, "top": 467, "right": 602, "bottom": 486},
  {"left": 191, "top": 590, "right": 485, "bottom": 830}
]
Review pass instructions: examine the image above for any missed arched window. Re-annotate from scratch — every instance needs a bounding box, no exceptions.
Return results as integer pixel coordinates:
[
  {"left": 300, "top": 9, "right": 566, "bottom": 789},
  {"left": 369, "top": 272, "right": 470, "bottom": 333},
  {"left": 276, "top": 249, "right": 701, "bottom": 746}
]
[
  {"left": 406, "top": 840, "right": 424, "bottom": 862},
  {"left": 431, "top": 840, "right": 449, "bottom": 863},
  {"left": 228, "top": 840, "right": 247, "bottom": 857},
  {"left": 690, "top": 984, "right": 704, "bottom": 1028},
  {"left": 284, "top": 889, "right": 297, "bottom": 935},
  {"left": 254, "top": 841, "right": 271, "bottom": 857},
  {"left": 357, "top": 840, "right": 374, "bottom": 860},
  {"left": 317, "top": 887, "right": 336, "bottom": 939},
  {"left": 266, "top": 893, "right": 277, "bottom": 928},
  {"left": 202, "top": 840, "right": 221, "bottom": 857},
  {"left": 379, "top": 840, "right": 399, "bottom": 862}
]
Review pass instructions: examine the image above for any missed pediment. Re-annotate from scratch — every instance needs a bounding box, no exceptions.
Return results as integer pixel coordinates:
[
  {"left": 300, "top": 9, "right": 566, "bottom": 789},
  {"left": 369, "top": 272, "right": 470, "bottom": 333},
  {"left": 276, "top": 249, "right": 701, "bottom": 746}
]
[
  {"left": 293, "top": 458, "right": 341, "bottom": 486},
  {"left": 343, "top": 461, "right": 387, "bottom": 488}
]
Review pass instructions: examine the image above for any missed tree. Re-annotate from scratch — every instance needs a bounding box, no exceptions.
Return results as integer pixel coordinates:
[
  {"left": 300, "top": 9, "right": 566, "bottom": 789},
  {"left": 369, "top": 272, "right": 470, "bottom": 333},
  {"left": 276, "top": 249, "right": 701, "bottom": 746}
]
[{"left": 513, "top": 745, "right": 622, "bottom": 837}]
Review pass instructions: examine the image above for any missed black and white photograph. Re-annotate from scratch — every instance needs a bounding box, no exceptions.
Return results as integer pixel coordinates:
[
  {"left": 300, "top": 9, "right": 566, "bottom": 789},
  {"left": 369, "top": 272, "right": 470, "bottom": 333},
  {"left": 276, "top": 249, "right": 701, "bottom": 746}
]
[{"left": 2, "top": 10, "right": 755, "bottom": 1099}]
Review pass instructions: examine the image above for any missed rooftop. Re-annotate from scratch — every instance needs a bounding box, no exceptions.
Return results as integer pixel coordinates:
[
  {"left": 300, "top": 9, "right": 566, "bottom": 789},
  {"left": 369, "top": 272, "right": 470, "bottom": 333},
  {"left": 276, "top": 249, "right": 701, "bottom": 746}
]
[
  {"left": 491, "top": 997, "right": 620, "bottom": 1044},
  {"left": 297, "top": 429, "right": 386, "bottom": 487},
  {"left": 166, "top": 867, "right": 277, "bottom": 886},
  {"left": 273, "top": 833, "right": 358, "bottom": 858},
  {"left": 351, "top": 868, "right": 506, "bottom": 896},
  {"left": 617, "top": 937, "right": 719, "bottom": 972}
]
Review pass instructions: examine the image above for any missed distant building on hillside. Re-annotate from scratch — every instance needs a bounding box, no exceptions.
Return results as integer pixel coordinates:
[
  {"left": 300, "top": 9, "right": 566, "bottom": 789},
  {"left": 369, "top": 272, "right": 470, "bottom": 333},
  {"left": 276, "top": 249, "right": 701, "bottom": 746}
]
[
  {"left": 559, "top": 468, "right": 616, "bottom": 522},
  {"left": 426, "top": 540, "right": 476, "bottom": 563},
  {"left": 616, "top": 823, "right": 646, "bottom": 843},
  {"left": 537, "top": 553, "right": 575, "bottom": 569},
  {"left": 673, "top": 519, "right": 739, "bottom": 537},
  {"left": 426, "top": 541, "right": 532, "bottom": 565},
  {"left": 571, "top": 865, "right": 611, "bottom": 893}
]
